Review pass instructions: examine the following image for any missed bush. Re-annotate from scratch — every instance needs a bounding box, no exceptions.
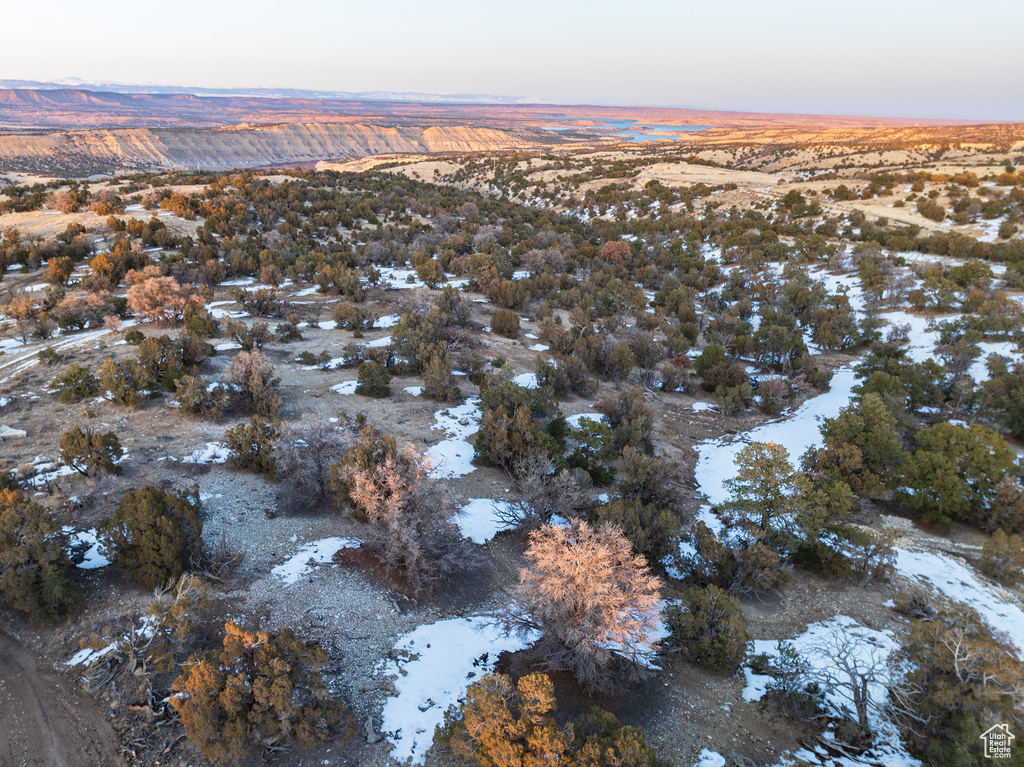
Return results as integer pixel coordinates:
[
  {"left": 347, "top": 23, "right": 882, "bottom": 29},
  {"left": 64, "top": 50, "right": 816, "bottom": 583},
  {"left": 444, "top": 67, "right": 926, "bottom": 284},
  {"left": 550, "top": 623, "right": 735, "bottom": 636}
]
[
  {"left": 223, "top": 416, "right": 278, "bottom": 476},
  {"left": 275, "top": 316, "right": 302, "bottom": 343},
  {"left": 275, "top": 414, "right": 348, "bottom": 502},
  {"left": 890, "top": 609, "right": 1024, "bottom": 765},
  {"left": 100, "top": 486, "right": 203, "bottom": 590},
  {"left": 333, "top": 303, "right": 374, "bottom": 330},
  {"left": 595, "top": 498, "right": 679, "bottom": 564},
  {"left": 327, "top": 424, "right": 400, "bottom": 506},
  {"left": 0, "top": 490, "right": 79, "bottom": 621},
  {"left": 98, "top": 357, "right": 149, "bottom": 409},
  {"left": 171, "top": 621, "right": 352, "bottom": 763},
  {"left": 491, "top": 308, "right": 520, "bottom": 338},
  {"left": 355, "top": 360, "right": 391, "bottom": 398},
  {"left": 182, "top": 302, "right": 218, "bottom": 337},
  {"left": 475, "top": 404, "right": 558, "bottom": 470},
  {"left": 38, "top": 346, "right": 63, "bottom": 365},
  {"left": 898, "top": 422, "right": 1016, "bottom": 529},
  {"left": 437, "top": 672, "right": 665, "bottom": 767},
  {"left": 763, "top": 642, "right": 825, "bottom": 720},
  {"left": 916, "top": 197, "right": 946, "bottom": 222},
  {"left": 51, "top": 363, "right": 99, "bottom": 403},
  {"left": 565, "top": 416, "right": 617, "bottom": 483},
  {"left": 616, "top": 447, "right": 682, "bottom": 511},
  {"left": 502, "top": 520, "right": 663, "bottom": 692},
  {"left": 59, "top": 426, "right": 123, "bottom": 476},
  {"left": 174, "top": 375, "right": 230, "bottom": 421},
  {"left": 133, "top": 332, "right": 212, "bottom": 392},
  {"left": 422, "top": 353, "right": 461, "bottom": 402},
  {"left": 597, "top": 385, "right": 654, "bottom": 451},
  {"left": 675, "top": 520, "right": 789, "bottom": 595},
  {"left": 225, "top": 318, "right": 271, "bottom": 351},
  {"left": 979, "top": 529, "right": 1024, "bottom": 585},
  {"left": 503, "top": 453, "right": 592, "bottom": 532},
  {"left": 223, "top": 350, "right": 282, "bottom": 417},
  {"left": 693, "top": 344, "right": 728, "bottom": 384},
  {"left": 667, "top": 585, "right": 749, "bottom": 673}
]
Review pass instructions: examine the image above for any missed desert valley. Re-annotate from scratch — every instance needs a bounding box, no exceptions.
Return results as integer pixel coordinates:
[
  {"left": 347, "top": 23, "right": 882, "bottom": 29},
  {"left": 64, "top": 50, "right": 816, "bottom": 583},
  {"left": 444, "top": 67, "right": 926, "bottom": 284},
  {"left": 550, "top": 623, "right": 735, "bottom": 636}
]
[{"left": 0, "top": 69, "right": 1022, "bottom": 767}]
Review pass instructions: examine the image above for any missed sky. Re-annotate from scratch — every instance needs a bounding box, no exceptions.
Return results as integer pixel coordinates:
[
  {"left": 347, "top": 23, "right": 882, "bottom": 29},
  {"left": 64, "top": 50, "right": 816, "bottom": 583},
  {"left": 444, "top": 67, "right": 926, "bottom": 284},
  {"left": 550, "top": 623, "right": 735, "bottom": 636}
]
[{"left": 3, "top": 0, "right": 1022, "bottom": 120}]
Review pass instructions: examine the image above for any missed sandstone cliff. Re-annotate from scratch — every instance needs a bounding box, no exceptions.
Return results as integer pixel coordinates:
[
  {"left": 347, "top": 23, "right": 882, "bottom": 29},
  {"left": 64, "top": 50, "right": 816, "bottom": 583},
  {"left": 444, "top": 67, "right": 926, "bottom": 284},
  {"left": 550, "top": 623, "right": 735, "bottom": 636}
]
[{"left": 0, "top": 122, "right": 545, "bottom": 173}]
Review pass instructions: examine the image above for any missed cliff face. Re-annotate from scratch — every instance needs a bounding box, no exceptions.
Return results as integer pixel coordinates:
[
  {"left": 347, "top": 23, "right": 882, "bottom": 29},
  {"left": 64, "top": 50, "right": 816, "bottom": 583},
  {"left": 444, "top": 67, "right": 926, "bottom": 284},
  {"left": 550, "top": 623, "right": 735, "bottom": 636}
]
[{"left": 0, "top": 122, "right": 541, "bottom": 173}]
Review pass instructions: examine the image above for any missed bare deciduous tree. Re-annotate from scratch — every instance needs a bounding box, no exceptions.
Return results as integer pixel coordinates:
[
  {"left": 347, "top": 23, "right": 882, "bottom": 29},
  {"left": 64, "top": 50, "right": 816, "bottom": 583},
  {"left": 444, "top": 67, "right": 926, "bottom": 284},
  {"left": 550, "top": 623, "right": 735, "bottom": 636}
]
[
  {"left": 497, "top": 453, "right": 592, "bottom": 532},
  {"left": 276, "top": 413, "right": 348, "bottom": 502},
  {"left": 501, "top": 520, "right": 663, "bottom": 692},
  {"left": 346, "top": 445, "right": 473, "bottom": 594}
]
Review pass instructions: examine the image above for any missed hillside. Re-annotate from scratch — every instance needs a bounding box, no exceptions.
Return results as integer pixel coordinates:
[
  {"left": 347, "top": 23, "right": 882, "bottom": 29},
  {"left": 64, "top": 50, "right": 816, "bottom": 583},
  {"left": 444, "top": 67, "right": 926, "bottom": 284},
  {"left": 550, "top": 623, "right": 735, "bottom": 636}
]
[{"left": 0, "top": 122, "right": 553, "bottom": 175}]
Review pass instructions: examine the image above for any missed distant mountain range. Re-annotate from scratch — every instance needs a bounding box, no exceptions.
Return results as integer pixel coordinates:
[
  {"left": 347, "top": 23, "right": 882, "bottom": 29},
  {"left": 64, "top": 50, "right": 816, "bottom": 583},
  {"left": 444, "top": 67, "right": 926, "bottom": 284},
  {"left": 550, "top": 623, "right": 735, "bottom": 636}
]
[
  {"left": 1, "top": 81, "right": 1017, "bottom": 177},
  {"left": 0, "top": 79, "right": 536, "bottom": 105}
]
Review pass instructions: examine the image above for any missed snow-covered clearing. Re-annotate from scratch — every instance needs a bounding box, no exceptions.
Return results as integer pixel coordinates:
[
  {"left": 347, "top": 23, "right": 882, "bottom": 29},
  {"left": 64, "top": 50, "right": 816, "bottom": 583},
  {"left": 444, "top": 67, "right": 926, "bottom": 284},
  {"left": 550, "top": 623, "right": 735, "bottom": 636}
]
[{"left": 894, "top": 547, "right": 1024, "bottom": 654}]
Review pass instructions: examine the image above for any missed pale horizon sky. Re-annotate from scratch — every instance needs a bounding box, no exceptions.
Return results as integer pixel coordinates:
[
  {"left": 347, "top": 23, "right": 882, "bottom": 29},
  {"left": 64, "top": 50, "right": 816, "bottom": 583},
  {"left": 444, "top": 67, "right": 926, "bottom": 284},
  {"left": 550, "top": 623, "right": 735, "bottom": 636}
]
[{"left": 3, "top": 0, "right": 1023, "bottom": 120}]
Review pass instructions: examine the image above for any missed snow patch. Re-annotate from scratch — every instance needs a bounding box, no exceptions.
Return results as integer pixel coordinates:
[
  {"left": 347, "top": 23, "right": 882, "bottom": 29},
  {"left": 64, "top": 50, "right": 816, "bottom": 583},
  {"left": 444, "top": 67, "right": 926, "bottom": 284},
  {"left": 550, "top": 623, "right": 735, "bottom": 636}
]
[
  {"left": 271, "top": 537, "right": 361, "bottom": 585},
  {"left": 182, "top": 442, "right": 229, "bottom": 464},
  {"left": 378, "top": 616, "right": 539, "bottom": 765},
  {"left": 456, "top": 498, "right": 516, "bottom": 543}
]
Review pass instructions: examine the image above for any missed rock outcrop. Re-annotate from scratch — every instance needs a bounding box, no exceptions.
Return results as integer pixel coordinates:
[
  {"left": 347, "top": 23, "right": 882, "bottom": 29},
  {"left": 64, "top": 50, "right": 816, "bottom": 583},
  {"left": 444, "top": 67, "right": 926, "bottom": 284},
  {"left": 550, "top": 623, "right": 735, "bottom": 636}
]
[{"left": 0, "top": 122, "right": 545, "bottom": 173}]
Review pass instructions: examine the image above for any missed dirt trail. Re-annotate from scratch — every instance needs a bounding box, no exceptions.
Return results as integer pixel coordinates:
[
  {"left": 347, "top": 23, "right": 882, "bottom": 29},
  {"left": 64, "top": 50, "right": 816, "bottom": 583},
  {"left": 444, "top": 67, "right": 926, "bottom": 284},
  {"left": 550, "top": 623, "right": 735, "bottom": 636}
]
[{"left": 0, "top": 631, "right": 123, "bottom": 767}]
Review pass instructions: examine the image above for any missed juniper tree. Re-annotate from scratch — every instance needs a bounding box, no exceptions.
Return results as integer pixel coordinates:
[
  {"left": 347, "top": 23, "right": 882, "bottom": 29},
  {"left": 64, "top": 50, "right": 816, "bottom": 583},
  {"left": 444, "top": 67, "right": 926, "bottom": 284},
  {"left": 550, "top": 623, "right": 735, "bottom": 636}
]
[
  {"left": 59, "top": 426, "right": 123, "bottom": 476},
  {"left": 100, "top": 486, "right": 203, "bottom": 590},
  {"left": 0, "top": 490, "right": 80, "bottom": 621},
  {"left": 171, "top": 621, "right": 353, "bottom": 763}
]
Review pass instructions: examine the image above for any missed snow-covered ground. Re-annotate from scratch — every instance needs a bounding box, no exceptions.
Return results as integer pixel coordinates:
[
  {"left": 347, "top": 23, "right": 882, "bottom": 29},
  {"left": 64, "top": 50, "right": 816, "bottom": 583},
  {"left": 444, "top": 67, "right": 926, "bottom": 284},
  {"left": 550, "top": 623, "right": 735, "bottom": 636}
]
[
  {"left": 695, "top": 750, "right": 726, "bottom": 767},
  {"left": 894, "top": 547, "right": 1024, "bottom": 654},
  {"left": 331, "top": 380, "right": 359, "bottom": 395},
  {"left": 511, "top": 372, "right": 539, "bottom": 389},
  {"left": 65, "top": 528, "right": 110, "bottom": 569},
  {"left": 182, "top": 442, "right": 229, "bottom": 464},
  {"left": 744, "top": 616, "right": 920, "bottom": 767},
  {"left": 378, "top": 616, "right": 539, "bottom": 765},
  {"left": 565, "top": 412, "right": 607, "bottom": 429},
  {"left": 455, "top": 498, "right": 516, "bottom": 543},
  {"left": 427, "top": 397, "right": 481, "bottom": 479},
  {"left": 694, "top": 368, "right": 857, "bottom": 505},
  {"left": 271, "top": 537, "right": 361, "bottom": 585}
]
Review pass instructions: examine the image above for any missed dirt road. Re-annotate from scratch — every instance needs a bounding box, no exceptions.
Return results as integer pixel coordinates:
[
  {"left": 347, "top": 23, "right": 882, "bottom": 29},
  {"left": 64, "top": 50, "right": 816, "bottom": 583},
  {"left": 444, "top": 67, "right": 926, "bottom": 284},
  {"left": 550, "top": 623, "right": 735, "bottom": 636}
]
[{"left": 0, "top": 631, "right": 123, "bottom": 767}]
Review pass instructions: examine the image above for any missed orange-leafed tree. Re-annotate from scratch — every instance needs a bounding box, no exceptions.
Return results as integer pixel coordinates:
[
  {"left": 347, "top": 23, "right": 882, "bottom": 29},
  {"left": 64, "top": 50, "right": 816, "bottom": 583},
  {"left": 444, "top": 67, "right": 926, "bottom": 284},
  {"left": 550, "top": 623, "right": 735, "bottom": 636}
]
[
  {"left": 171, "top": 621, "right": 352, "bottom": 763},
  {"left": 126, "top": 265, "right": 201, "bottom": 323},
  {"left": 502, "top": 520, "right": 663, "bottom": 692}
]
